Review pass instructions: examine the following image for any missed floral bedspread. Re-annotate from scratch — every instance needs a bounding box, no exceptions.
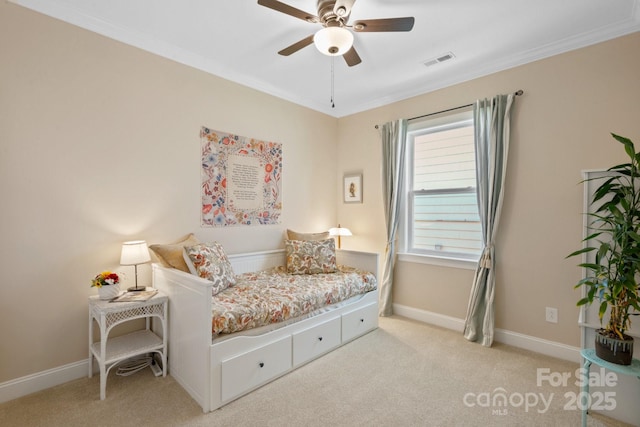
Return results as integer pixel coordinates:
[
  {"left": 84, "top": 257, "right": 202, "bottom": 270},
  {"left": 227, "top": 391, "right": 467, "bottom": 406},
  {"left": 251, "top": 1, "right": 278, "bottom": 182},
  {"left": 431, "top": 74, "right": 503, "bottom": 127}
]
[{"left": 211, "top": 265, "right": 377, "bottom": 336}]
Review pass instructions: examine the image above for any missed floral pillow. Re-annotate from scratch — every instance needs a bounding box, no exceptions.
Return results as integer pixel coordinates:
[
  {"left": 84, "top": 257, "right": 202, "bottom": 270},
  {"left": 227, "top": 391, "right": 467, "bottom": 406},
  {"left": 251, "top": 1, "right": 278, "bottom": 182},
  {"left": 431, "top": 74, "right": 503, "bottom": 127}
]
[
  {"left": 285, "top": 238, "right": 337, "bottom": 275},
  {"left": 184, "top": 242, "right": 236, "bottom": 295}
]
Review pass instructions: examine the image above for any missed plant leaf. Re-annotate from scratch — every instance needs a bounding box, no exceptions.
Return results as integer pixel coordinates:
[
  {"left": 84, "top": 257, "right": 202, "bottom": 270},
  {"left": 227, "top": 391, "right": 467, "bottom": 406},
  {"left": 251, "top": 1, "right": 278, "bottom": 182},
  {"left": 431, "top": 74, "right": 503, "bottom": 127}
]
[
  {"left": 612, "top": 132, "right": 634, "bottom": 147},
  {"left": 566, "top": 247, "right": 595, "bottom": 258},
  {"left": 584, "top": 231, "right": 603, "bottom": 241},
  {"left": 578, "top": 262, "right": 603, "bottom": 270},
  {"left": 577, "top": 297, "right": 590, "bottom": 306},
  {"left": 598, "top": 301, "right": 607, "bottom": 321}
]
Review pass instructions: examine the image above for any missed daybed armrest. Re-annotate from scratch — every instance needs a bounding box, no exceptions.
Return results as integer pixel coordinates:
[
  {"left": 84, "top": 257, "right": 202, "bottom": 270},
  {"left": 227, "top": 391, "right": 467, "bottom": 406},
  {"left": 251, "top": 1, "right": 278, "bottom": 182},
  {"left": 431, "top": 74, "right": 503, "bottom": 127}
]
[
  {"left": 152, "top": 263, "right": 214, "bottom": 410},
  {"left": 152, "top": 263, "right": 210, "bottom": 286},
  {"left": 337, "top": 249, "right": 380, "bottom": 280},
  {"left": 152, "top": 263, "right": 213, "bottom": 341}
]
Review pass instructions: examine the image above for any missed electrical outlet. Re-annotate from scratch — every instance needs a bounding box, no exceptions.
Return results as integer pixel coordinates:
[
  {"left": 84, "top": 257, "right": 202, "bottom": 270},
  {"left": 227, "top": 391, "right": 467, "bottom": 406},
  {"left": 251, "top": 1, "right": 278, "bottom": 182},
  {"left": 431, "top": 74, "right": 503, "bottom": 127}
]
[{"left": 545, "top": 307, "right": 558, "bottom": 323}]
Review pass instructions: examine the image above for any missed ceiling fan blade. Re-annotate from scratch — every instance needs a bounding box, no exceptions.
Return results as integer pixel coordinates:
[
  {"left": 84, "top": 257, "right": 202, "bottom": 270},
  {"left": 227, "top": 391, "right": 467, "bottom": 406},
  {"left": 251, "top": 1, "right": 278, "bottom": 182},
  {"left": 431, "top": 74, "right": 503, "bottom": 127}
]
[
  {"left": 352, "top": 17, "right": 415, "bottom": 32},
  {"left": 343, "top": 46, "right": 362, "bottom": 67},
  {"left": 257, "top": 0, "right": 318, "bottom": 23},
  {"left": 333, "top": 0, "right": 356, "bottom": 20},
  {"left": 278, "top": 34, "right": 315, "bottom": 56}
]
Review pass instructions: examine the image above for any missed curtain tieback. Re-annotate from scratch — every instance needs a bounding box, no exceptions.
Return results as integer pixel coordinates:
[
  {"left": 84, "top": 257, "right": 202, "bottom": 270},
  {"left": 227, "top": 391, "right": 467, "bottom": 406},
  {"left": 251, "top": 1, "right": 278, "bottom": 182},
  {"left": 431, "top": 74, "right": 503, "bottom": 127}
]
[
  {"left": 479, "top": 246, "right": 493, "bottom": 269},
  {"left": 385, "top": 241, "right": 393, "bottom": 253}
]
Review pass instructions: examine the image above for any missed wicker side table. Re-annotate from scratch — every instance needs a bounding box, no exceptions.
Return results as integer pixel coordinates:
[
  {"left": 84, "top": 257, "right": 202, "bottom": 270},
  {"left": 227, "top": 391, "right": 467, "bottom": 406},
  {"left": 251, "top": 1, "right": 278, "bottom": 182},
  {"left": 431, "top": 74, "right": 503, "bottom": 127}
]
[{"left": 88, "top": 292, "right": 168, "bottom": 399}]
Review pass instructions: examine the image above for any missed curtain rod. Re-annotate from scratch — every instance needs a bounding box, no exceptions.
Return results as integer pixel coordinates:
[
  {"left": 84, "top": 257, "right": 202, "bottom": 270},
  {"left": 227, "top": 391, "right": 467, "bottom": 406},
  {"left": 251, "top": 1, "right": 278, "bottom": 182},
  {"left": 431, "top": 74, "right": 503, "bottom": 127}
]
[{"left": 374, "top": 90, "right": 523, "bottom": 129}]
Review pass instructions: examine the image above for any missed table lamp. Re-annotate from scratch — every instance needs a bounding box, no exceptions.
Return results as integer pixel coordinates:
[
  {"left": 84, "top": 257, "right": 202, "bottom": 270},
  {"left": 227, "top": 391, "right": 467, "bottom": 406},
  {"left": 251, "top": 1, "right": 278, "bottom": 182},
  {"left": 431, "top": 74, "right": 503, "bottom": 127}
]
[
  {"left": 120, "top": 240, "right": 151, "bottom": 292},
  {"left": 329, "top": 224, "right": 352, "bottom": 249}
]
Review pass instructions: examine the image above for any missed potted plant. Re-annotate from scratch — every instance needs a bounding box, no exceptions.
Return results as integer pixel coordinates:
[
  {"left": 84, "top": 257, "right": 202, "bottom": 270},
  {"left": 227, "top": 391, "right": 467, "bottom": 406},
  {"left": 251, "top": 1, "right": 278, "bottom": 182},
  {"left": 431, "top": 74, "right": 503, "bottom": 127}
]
[
  {"left": 568, "top": 133, "right": 640, "bottom": 365},
  {"left": 91, "top": 271, "right": 121, "bottom": 300}
]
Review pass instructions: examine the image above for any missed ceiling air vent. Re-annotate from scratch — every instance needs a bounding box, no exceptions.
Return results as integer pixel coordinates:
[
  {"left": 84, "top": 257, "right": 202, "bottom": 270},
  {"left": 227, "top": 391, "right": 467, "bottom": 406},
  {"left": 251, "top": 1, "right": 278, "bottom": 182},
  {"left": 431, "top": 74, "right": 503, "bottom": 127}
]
[{"left": 423, "top": 52, "right": 455, "bottom": 68}]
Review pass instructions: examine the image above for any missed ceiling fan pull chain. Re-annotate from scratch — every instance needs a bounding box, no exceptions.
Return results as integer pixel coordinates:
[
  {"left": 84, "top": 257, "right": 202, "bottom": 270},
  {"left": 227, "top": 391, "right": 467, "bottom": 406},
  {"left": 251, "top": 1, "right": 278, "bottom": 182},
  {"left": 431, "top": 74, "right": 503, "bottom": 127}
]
[{"left": 331, "top": 56, "right": 335, "bottom": 108}]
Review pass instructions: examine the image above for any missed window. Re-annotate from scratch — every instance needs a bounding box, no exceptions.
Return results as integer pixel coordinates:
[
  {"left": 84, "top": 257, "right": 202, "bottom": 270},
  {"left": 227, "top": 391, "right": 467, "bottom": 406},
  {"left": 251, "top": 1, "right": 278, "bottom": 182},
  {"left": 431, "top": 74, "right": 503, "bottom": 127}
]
[{"left": 403, "top": 110, "right": 481, "bottom": 263}]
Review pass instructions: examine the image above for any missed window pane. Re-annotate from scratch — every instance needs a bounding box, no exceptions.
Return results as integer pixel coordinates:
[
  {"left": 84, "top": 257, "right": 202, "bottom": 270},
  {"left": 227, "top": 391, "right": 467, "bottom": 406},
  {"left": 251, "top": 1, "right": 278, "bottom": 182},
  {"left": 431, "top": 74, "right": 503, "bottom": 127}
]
[
  {"left": 412, "top": 192, "right": 482, "bottom": 256},
  {"left": 405, "top": 114, "right": 482, "bottom": 260},
  {"left": 413, "top": 125, "right": 475, "bottom": 191}
]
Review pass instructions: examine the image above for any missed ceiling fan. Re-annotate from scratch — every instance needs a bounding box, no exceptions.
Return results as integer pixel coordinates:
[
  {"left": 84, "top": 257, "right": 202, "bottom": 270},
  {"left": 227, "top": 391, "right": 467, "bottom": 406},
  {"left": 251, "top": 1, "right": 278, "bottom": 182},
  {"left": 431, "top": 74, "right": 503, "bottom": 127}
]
[{"left": 257, "top": 0, "right": 415, "bottom": 67}]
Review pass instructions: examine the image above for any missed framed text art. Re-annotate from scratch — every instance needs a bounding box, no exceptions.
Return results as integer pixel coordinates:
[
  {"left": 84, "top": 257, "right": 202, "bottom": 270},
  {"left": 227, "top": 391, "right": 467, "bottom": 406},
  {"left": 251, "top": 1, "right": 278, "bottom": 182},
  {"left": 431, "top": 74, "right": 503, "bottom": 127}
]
[
  {"left": 343, "top": 173, "right": 362, "bottom": 204},
  {"left": 200, "top": 127, "right": 282, "bottom": 227}
]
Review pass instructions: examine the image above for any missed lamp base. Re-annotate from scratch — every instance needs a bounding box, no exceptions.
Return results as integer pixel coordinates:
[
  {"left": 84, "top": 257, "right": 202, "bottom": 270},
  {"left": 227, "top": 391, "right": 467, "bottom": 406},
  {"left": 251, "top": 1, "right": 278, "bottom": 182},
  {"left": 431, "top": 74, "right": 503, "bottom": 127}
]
[{"left": 127, "top": 286, "right": 146, "bottom": 292}]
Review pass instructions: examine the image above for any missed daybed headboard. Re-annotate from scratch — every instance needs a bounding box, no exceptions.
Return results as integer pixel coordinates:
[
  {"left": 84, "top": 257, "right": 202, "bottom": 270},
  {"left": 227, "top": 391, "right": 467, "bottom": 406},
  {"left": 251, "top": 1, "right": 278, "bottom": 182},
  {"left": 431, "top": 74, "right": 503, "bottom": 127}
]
[
  {"left": 227, "top": 249, "right": 285, "bottom": 274},
  {"left": 227, "top": 249, "right": 379, "bottom": 278}
]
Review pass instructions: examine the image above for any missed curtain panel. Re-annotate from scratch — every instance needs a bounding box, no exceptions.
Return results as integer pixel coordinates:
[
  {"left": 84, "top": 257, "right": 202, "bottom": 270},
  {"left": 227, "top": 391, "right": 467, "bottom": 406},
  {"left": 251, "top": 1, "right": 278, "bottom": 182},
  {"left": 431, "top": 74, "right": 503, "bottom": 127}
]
[
  {"left": 378, "top": 119, "right": 408, "bottom": 316},
  {"left": 463, "top": 94, "right": 514, "bottom": 346}
]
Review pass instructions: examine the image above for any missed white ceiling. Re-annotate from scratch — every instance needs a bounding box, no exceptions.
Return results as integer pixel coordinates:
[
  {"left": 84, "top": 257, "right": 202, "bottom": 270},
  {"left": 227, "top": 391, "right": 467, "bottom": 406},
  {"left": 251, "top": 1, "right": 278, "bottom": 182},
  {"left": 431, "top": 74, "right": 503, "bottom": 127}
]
[{"left": 11, "top": 0, "right": 640, "bottom": 117}]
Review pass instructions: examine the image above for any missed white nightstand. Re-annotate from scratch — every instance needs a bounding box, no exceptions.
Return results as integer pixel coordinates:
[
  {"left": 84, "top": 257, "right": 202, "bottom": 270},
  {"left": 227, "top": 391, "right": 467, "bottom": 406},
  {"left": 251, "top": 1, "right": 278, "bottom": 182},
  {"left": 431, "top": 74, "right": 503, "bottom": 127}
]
[{"left": 88, "top": 291, "right": 168, "bottom": 399}]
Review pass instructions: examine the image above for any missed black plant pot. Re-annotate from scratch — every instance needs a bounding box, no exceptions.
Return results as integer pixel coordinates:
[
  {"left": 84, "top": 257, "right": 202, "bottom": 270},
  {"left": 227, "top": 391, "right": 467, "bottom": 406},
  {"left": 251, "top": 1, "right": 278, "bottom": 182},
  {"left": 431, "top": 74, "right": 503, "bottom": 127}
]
[{"left": 595, "top": 329, "right": 634, "bottom": 365}]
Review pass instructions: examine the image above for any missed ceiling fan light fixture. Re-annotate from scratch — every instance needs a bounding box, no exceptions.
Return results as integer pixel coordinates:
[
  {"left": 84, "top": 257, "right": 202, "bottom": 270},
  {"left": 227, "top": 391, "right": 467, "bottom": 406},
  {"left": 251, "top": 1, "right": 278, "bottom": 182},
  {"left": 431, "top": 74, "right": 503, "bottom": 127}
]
[{"left": 313, "top": 26, "right": 353, "bottom": 56}]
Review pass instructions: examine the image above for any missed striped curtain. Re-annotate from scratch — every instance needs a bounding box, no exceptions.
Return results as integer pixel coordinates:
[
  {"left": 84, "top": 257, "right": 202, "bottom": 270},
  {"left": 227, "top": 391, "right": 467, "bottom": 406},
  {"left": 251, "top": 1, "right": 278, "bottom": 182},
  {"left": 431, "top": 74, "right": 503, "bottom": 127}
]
[
  {"left": 463, "top": 94, "right": 514, "bottom": 346},
  {"left": 379, "top": 119, "right": 408, "bottom": 316}
]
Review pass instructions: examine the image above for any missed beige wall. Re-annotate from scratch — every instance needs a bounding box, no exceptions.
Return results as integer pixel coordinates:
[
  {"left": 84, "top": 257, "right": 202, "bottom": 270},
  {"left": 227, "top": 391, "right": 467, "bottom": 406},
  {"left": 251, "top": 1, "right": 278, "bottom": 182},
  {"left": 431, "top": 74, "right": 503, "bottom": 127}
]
[
  {"left": 337, "top": 32, "right": 640, "bottom": 347},
  {"left": 0, "top": 3, "right": 338, "bottom": 382},
  {"left": 2, "top": 0, "right": 640, "bottom": 387}
]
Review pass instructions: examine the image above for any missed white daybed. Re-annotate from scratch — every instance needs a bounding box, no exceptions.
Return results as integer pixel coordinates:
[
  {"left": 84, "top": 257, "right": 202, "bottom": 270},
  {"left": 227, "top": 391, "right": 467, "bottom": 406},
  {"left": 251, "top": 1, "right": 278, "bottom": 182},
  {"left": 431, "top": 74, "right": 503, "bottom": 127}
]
[{"left": 152, "top": 248, "right": 379, "bottom": 412}]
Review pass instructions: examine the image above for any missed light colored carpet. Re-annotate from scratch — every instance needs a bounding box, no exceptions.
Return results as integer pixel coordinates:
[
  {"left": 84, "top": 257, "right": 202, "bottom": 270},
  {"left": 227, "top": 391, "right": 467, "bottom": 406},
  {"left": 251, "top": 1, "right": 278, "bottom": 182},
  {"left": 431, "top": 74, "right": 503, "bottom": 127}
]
[{"left": 0, "top": 316, "right": 633, "bottom": 427}]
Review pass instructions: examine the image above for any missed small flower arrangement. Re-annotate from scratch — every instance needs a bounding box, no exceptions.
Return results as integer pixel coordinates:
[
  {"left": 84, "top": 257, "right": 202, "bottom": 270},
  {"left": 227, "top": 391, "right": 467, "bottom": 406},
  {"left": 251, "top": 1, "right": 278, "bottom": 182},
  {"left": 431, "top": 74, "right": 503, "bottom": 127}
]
[{"left": 91, "top": 271, "right": 120, "bottom": 288}]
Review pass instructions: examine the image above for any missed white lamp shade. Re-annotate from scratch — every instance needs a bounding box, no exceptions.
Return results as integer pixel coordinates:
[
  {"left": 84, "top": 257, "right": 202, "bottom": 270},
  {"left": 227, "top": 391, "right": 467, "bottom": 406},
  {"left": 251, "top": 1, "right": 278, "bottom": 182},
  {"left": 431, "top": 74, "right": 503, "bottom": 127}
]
[
  {"left": 329, "top": 227, "right": 352, "bottom": 237},
  {"left": 120, "top": 240, "right": 151, "bottom": 265},
  {"left": 313, "top": 27, "right": 354, "bottom": 56}
]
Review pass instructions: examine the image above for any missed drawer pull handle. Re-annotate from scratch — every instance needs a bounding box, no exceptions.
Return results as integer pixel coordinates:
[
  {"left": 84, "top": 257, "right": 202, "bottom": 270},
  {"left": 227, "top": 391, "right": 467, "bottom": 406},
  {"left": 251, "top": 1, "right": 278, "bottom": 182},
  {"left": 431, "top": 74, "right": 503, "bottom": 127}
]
[
  {"left": 259, "top": 362, "right": 264, "bottom": 368},
  {"left": 318, "top": 336, "right": 323, "bottom": 341}
]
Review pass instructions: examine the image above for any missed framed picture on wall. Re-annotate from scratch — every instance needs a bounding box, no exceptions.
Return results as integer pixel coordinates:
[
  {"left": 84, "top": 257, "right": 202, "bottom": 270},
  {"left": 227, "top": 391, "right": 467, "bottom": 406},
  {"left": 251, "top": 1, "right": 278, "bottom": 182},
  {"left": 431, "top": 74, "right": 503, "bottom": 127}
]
[{"left": 343, "top": 173, "right": 363, "bottom": 204}]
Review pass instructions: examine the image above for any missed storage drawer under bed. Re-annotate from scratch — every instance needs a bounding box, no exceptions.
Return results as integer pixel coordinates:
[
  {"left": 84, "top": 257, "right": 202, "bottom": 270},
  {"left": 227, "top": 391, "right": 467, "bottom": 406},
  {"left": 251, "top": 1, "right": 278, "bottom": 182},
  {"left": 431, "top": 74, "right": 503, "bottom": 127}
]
[
  {"left": 220, "top": 335, "right": 292, "bottom": 402},
  {"left": 341, "top": 302, "right": 378, "bottom": 343},
  {"left": 292, "top": 316, "right": 341, "bottom": 367}
]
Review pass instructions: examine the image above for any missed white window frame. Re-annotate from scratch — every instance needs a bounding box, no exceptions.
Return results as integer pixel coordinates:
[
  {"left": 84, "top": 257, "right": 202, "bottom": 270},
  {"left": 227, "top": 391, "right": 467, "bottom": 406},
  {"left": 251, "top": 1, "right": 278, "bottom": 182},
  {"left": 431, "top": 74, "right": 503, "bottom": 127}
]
[{"left": 398, "top": 110, "right": 479, "bottom": 270}]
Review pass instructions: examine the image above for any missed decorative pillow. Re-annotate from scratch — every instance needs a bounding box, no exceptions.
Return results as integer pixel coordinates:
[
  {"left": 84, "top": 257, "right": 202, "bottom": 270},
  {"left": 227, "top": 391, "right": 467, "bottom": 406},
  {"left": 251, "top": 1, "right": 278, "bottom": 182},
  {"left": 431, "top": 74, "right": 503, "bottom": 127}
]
[
  {"left": 184, "top": 242, "right": 236, "bottom": 295},
  {"left": 285, "top": 238, "right": 337, "bottom": 275},
  {"left": 149, "top": 233, "right": 200, "bottom": 272},
  {"left": 286, "top": 229, "right": 330, "bottom": 241}
]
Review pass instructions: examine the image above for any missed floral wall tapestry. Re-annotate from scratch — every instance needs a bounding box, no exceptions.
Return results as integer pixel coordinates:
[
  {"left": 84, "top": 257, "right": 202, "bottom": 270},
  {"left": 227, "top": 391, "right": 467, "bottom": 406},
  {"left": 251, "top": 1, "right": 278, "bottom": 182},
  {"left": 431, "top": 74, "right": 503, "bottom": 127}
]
[{"left": 200, "top": 127, "right": 282, "bottom": 227}]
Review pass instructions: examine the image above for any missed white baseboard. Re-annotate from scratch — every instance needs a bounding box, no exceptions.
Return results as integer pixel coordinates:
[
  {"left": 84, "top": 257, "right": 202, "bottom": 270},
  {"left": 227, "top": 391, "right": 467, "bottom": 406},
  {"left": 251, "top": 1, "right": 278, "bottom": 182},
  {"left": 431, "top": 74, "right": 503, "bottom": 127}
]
[
  {"left": 393, "top": 303, "right": 466, "bottom": 332},
  {"left": 0, "top": 359, "right": 89, "bottom": 404},
  {"left": 493, "top": 326, "right": 581, "bottom": 363},
  {"left": 393, "top": 304, "right": 581, "bottom": 363}
]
